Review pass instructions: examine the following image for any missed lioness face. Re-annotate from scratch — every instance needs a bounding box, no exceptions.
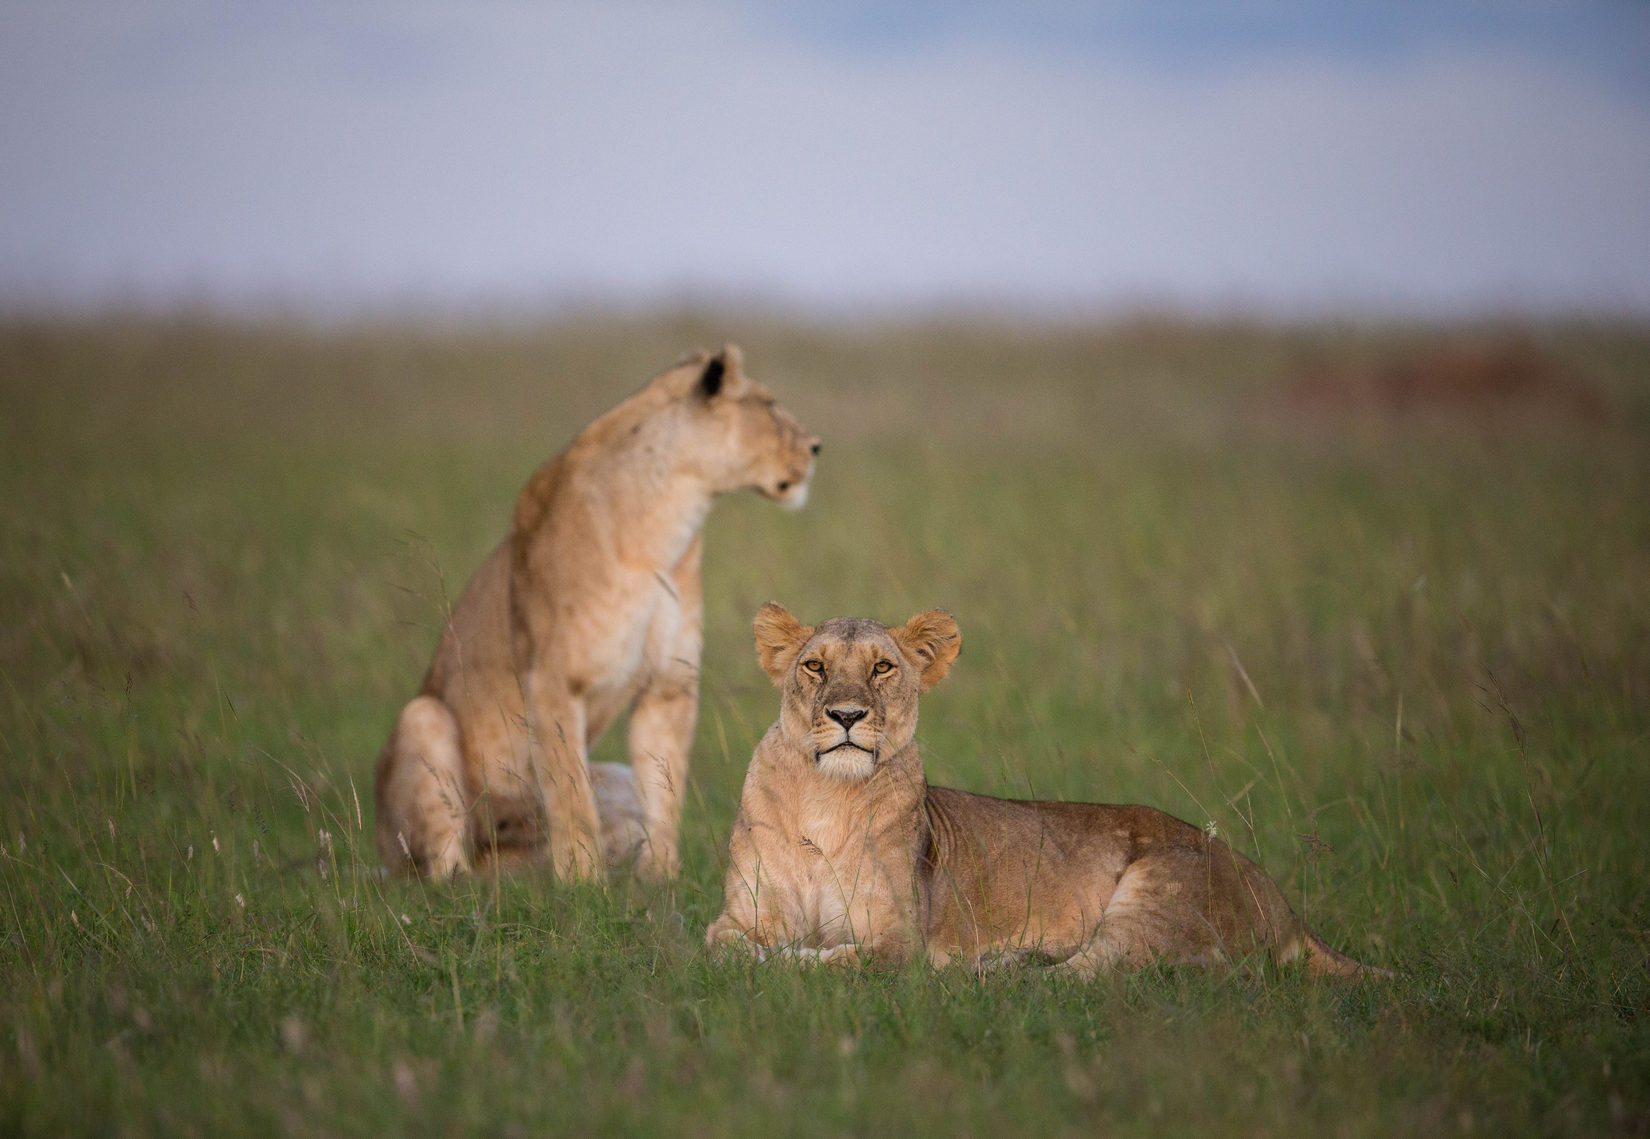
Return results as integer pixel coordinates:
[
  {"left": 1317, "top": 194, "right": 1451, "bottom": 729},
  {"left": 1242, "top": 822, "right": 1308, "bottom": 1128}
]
[
  {"left": 687, "top": 346, "right": 819, "bottom": 509},
  {"left": 753, "top": 605, "right": 961, "bottom": 781},
  {"left": 727, "top": 379, "right": 819, "bottom": 510}
]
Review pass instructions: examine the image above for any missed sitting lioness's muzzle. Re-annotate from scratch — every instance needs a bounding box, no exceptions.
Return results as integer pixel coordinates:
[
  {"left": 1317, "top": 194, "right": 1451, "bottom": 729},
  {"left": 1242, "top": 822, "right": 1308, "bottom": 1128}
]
[{"left": 707, "top": 604, "right": 1389, "bottom": 978}]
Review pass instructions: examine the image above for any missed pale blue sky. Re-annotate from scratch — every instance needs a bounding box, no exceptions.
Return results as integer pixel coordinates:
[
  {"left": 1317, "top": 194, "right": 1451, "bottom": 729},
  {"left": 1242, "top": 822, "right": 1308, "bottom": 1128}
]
[{"left": 3, "top": 2, "right": 1648, "bottom": 317}]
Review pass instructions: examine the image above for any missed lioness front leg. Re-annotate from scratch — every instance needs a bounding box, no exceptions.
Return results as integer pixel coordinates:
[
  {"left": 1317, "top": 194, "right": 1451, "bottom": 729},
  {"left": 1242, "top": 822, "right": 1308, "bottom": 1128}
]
[
  {"left": 524, "top": 672, "right": 603, "bottom": 880},
  {"left": 705, "top": 839, "right": 800, "bottom": 955},
  {"left": 626, "top": 677, "right": 697, "bottom": 879},
  {"left": 706, "top": 910, "right": 790, "bottom": 960}
]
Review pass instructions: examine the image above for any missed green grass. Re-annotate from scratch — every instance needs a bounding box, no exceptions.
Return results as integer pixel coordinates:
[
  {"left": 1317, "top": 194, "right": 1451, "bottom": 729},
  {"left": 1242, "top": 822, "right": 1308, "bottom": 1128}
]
[{"left": 2, "top": 314, "right": 1648, "bottom": 1136}]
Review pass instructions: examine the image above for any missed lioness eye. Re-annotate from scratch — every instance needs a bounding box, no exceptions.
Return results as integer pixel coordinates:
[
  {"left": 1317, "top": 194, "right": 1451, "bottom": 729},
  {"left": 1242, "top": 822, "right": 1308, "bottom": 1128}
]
[
  {"left": 873, "top": 660, "right": 894, "bottom": 676},
  {"left": 802, "top": 660, "right": 824, "bottom": 676}
]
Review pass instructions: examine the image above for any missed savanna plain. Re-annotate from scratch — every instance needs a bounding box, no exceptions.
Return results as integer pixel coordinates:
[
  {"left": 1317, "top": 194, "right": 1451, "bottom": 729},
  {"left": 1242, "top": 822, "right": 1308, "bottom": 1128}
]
[{"left": 1, "top": 315, "right": 1647, "bottom": 1137}]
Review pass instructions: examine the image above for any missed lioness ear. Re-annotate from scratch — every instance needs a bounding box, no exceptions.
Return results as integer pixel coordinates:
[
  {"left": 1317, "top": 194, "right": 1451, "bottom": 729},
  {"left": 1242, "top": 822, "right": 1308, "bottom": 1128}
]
[
  {"left": 698, "top": 353, "right": 726, "bottom": 398},
  {"left": 698, "top": 343, "right": 745, "bottom": 399},
  {"left": 892, "top": 610, "right": 961, "bottom": 692},
  {"left": 753, "top": 602, "right": 814, "bottom": 686}
]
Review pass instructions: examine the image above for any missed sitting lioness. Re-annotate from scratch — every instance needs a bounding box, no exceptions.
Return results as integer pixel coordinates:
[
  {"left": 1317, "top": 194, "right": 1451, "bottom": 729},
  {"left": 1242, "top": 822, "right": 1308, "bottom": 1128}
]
[
  {"left": 707, "top": 604, "right": 1385, "bottom": 977},
  {"left": 376, "top": 347, "right": 819, "bottom": 881}
]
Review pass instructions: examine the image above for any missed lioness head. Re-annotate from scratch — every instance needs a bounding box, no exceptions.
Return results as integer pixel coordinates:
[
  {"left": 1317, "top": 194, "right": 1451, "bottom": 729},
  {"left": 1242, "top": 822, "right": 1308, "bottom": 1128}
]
[
  {"left": 674, "top": 344, "right": 819, "bottom": 509},
  {"left": 753, "top": 604, "right": 961, "bottom": 780}
]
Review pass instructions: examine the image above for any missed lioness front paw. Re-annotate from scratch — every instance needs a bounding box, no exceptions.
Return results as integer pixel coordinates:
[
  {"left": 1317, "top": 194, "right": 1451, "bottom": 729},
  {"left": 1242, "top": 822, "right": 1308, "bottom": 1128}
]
[
  {"left": 550, "top": 837, "right": 604, "bottom": 882},
  {"left": 634, "top": 847, "right": 680, "bottom": 882},
  {"left": 814, "top": 944, "right": 862, "bottom": 969},
  {"left": 426, "top": 844, "right": 471, "bottom": 881},
  {"left": 769, "top": 944, "right": 861, "bottom": 969}
]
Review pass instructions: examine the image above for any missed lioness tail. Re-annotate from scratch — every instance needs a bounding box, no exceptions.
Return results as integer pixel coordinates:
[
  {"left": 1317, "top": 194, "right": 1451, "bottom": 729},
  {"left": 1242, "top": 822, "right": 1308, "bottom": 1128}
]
[{"left": 1305, "top": 931, "right": 1393, "bottom": 980}]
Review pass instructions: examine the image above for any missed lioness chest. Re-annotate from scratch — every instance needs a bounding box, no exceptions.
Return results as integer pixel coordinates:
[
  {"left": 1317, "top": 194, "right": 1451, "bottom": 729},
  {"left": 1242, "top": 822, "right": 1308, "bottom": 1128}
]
[
  {"left": 748, "top": 776, "right": 916, "bottom": 946},
  {"left": 574, "top": 584, "right": 681, "bottom": 733},
  {"left": 540, "top": 515, "right": 700, "bottom": 720}
]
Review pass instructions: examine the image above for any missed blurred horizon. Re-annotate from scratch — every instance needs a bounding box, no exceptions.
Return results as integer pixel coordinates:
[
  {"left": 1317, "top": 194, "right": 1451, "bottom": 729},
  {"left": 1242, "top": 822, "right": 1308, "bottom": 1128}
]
[{"left": 3, "top": 1, "right": 1649, "bottom": 321}]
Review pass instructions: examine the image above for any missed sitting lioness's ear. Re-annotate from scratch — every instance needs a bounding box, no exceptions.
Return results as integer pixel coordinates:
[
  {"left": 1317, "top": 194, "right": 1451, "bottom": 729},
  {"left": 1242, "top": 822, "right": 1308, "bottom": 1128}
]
[
  {"left": 699, "top": 343, "right": 744, "bottom": 399},
  {"left": 698, "top": 353, "right": 726, "bottom": 397},
  {"left": 754, "top": 602, "right": 814, "bottom": 686},
  {"left": 892, "top": 610, "right": 961, "bottom": 692}
]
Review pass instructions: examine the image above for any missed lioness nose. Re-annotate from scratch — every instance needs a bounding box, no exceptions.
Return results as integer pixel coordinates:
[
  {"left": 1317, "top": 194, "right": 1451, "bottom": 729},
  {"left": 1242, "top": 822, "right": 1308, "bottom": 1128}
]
[{"left": 827, "top": 706, "right": 866, "bottom": 730}]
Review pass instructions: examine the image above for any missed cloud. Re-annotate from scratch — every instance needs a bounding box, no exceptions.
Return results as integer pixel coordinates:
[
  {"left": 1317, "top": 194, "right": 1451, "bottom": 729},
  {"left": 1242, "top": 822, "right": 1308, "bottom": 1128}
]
[{"left": 2, "top": 3, "right": 1647, "bottom": 315}]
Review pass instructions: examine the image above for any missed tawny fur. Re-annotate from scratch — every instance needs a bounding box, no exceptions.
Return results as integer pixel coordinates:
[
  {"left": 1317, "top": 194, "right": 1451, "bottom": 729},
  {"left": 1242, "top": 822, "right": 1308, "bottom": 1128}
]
[
  {"left": 707, "top": 605, "right": 1387, "bottom": 978},
  {"left": 375, "top": 347, "right": 818, "bottom": 881}
]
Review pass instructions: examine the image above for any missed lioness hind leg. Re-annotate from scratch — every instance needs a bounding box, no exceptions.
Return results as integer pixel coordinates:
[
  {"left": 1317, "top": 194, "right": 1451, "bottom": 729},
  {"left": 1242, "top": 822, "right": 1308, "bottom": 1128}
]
[
  {"left": 1053, "top": 850, "right": 1232, "bottom": 977},
  {"left": 375, "top": 695, "right": 472, "bottom": 878}
]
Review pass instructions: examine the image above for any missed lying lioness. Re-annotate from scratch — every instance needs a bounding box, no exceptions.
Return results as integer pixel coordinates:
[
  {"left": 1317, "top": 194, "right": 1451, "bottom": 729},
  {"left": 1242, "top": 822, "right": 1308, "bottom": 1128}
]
[
  {"left": 376, "top": 347, "right": 818, "bottom": 882},
  {"left": 706, "top": 605, "right": 1385, "bottom": 977}
]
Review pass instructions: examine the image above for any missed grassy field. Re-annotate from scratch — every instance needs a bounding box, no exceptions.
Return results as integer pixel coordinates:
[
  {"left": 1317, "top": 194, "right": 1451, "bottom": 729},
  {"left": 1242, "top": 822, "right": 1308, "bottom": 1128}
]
[{"left": 1, "top": 314, "right": 1647, "bottom": 1136}]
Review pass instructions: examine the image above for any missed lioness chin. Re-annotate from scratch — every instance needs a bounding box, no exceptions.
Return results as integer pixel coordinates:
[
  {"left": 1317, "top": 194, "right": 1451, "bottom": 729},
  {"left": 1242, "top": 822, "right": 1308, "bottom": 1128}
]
[
  {"left": 375, "top": 347, "right": 818, "bottom": 882},
  {"left": 706, "top": 604, "right": 1388, "bottom": 978}
]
